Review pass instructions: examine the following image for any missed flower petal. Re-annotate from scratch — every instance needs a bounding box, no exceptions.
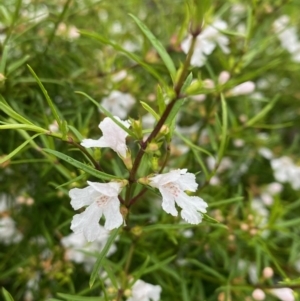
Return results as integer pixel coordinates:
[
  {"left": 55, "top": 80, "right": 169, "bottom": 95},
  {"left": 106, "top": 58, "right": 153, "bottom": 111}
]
[
  {"left": 71, "top": 202, "right": 103, "bottom": 242},
  {"left": 159, "top": 187, "right": 178, "bottom": 216},
  {"left": 81, "top": 138, "right": 106, "bottom": 148},
  {"left": 87, "top": 181, "right": 121, "bottom": 197},
  {"left": 178, "top": 172, "right": 198, "bottom": 192},
  {"left": 69, "top": 186, "right": 95, "bottom": 210},
  {"left": 176, "top": 194, "right": 208, "bottom": 224},
  {"left": 102, "top": 196, "right": 123, "bottom": 230}
]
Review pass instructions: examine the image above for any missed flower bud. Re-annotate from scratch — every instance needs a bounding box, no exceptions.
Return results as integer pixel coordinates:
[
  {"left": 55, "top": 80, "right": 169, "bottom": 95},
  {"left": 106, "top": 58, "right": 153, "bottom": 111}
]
[
  {"left": 130, "top": 118, "right": 143, "bottom": 139},
  {"left": 146, "top": 142, "right": 159, "bottom": 152},
  {"left": 262, "top": 267, "right": 274, "bottom": 279},
  {"left": 131, "top": 226, "right": 143, "bottom": 236},
  {"left": 228, "top": 81, "right": 255, "bottom": 96},
  {"left": 151, "top": 156, "right": 159, "bottom": 171},
  {"left": 218, "top": 71, "right": 230, "bottom": 85},
  {"left": 252, "top": 288, "right": 266, "bottom": 301},
  {"left": 0, "top": 73, "right": 6, "bottom": 83},
  {"left": 122, "top": 152, "right": 133, "bottom": 170},
  {"left": 138, "top": 176, "right": 150, "bottom": 185}
]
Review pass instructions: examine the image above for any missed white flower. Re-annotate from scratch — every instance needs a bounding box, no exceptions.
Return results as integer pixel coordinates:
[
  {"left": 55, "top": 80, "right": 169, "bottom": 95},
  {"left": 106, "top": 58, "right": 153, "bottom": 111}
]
[
  {"left": 0, "top": 194, "right": 9, "bottom": 213},
  {"left": 273, "top": 15, "right": 300, "bottom": 63},
  {"left": 101, "top": 91, "right": 135, "bottom": 119},
  {"left": 181, "top": 19, "right": 230, "bottom": 67},
  {"left": 271, "top": 156, "right": 300, "bottom": 190},
  {"left": 258, "top": 147, "right": 273, "bottom": 160},
  {"left": 148, "top": 169, "right": 208, "bottom": 224},
  {"left": 69, "top": 181, "right": 124, "bottom": 242},
  {"left": 81, "top": 116, "right": 130, "bottom": 158},
  {"left": 127, "top": 280, "right": 162, "bottom": 301},
  {"left": 0, "top": 216, "right": 23, "bottom": 245},
  {"left": 61, "top": 230, "right": 116, "bottom": 272},
  {"left": 269, "top": 288, "right": 294, "bottom": 301}
]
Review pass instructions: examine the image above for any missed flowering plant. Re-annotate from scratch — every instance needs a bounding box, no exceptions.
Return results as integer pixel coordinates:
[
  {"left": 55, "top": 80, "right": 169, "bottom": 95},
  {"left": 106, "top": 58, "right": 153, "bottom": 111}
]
[{"left": 1, "top": 0, "right": 300, "bottom": 300}]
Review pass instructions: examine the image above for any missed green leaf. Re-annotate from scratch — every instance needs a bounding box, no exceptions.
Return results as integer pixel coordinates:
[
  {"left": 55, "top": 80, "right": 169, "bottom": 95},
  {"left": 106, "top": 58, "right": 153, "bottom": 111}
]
[
  {"left": 246, "top": 94, "right": 280, "bottom": 127},
  {"left": 2, "top": 288, "right": 15, "bottom": 301},
  {"left": 217, "top": 93, "right": 228, "bottom": 162},
  {"left": 129, "top": 14, "right": 176, "bottom": 83},
  {"left": 139, "top": 255, "right": 176, "bottom": 276},
  {"left": 7, "top": 55, "right": 30, "bottom": 75},
  {"left": 181, "top": 72, "right": 193, "bottom": 93},
  {"left": 0, "top": 133, "right": 41, "bottom": 164},
  {"left": 156, "top": 85, "right": 166, "bottom": 115},
  {"left": 75, "top": 91, "right": 137, "bottom": 138},
  {"left": 0, "top": 123, "right": 48, "bottom": 133},
  {"left": 165, "top": 98, "right": 186, "bottom": 126},
  {"left": 43, "top": 149, "right": 119, "bottom": 181},
  {"left": 140, "top": 101, "right": 160, "bottom": 120},
  {"left": 0, "top": 44, "right": 9, "bottom": 73},
  {"left": 143, "top": 223, "right": 196, "bottom": 232},
  {"left": 27, "top": 65, "right": 62, "bottom": 127},
  {"left": 174, "top": 131, "right": 213, "bottom": 157},
  {"left": 209, "top": 196, "right": 243, "bottom": 208},
  {"left": 89, "top": 228, "right": 120, "bottom": 288},
  {"left": 0, "top": 97, "right": 35, "bottom": 125},
  {"left": 187, "top": 259, "right": 227, "bottom": 282},
  {"left": 57, "top": 293, "right": 103, "bottom": 301},
  {"left": 79, "top": 30, "right": 165, "bottom": 85}
]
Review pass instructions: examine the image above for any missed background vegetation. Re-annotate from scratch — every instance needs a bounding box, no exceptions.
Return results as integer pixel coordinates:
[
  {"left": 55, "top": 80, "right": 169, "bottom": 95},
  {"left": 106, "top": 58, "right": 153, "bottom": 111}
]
[{"left": 1, "top": 0, "right": 300, "bottom": 300}]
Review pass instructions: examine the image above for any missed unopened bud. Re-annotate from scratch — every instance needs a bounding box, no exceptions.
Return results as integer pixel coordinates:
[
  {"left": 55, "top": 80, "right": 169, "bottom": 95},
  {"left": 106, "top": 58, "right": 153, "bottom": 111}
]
[
  {"left": 151, "top": 156, "right": 159, "bottom": 171},
  {"left": 228, "top": 81, "right": 255, "bottom": 96},
  {"left": 123, "top": 152, "right": 132, "bottom": 170},
  {"left": 0, "top": 73, "right": 6, "bottom": 83},
  {"left": 120, "top": 206, "right": 128, "bottom": 218},
  {"left": 218, "top": 71, "right": 230, "bottom": 85},
  {"left": 160, "top": 124, "right": 169, "bottom": 135},
  {"left": 203, "top": 79, "right": 215, "bottom": 89},
  {"left": 252, "top": 288, "right": 266, "bottom": 301},
  {"left": 138, "top": 177, "right": 150, "bottom": 185},
  {"left": 130, "top": 118, "right": 143, "bottom": 139},
  {"left": 147, "top": 142, "right": 159, "bottom": 152},
  {"left": 124, "top": 289, "right": 131, "bottom": 297},
  {"left": 131, "top": 226, "right": 143, "bottom": 236},
  {"left": 262, "top": 267, "right": 274, "bottom": 279}
]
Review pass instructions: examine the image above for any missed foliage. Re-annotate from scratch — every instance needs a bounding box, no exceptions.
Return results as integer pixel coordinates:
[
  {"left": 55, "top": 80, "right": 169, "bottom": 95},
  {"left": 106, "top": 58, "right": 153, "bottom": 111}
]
[{"left": 1, "top": 0, "right": 300, "bottom": 300}]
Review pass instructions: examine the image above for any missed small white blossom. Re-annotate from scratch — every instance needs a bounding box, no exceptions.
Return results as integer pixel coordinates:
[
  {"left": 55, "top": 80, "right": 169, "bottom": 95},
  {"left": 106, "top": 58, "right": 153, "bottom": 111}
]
[
  {"left": 273, "top": 15, "right": 300, "bottom": 63},
  {"left": 269, "top": 288, "right": 295, "bottom": 301},
  {"left": 0, "top": 216, "right": 23, "bottom": 245},
  {"left": 61, "top": 230, "right": 116, "bottom": 272},
  {"left": 258, "top": 147, "right": 273, "bottom": 160},
  {"left": 181, "top": 19, "right": 230, "bottom": 67},
  {"left": 149, "top": 169, "right": 208, "bottom": 224},
  {"left": 271, "top": 156, "right": 300, "bottom": 190},
  {"left": 101, "top": 91, "right": 135, "bottom": 119},
  {"left": 69, "top": 181, "right": 124, "bottom": 242},
  {"left": 81, "top": 116, "right": 130, "bottom": 158},
  {"left": 127, "top": 280, "right": 162, "bottom": 301}
]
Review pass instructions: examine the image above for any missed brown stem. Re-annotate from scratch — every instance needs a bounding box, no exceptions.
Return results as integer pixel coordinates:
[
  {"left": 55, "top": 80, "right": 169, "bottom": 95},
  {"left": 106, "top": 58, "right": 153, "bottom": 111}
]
[
  {"left": 128, "top": 188, "right": 147, "bottom": 207},
  {"left": 130, "top": 35, "right": 198, "bottom": 182}
]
